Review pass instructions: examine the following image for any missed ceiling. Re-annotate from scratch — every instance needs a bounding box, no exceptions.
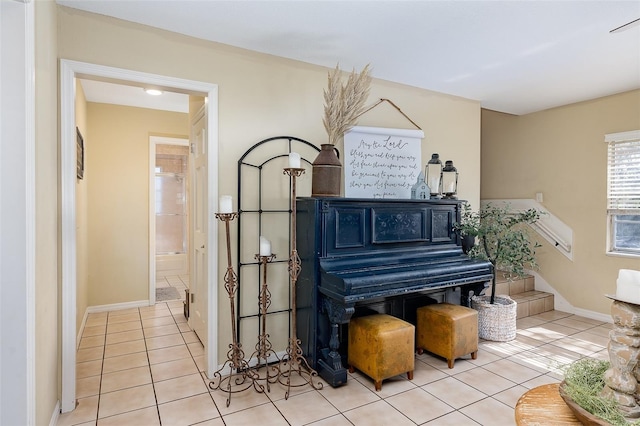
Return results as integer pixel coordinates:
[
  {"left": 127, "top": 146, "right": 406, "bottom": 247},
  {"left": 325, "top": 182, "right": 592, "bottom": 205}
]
[{"left": 61, "top": 1, "right": 640, "bottom": 116}]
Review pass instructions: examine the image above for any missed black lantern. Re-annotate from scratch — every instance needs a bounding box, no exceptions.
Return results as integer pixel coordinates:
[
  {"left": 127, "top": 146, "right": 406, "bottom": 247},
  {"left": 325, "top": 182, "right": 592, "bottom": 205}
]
[
  {"left": 425, "top": 153, "right": 442, "bottom": 198},
  {"left": 441, "top": 160, "right": 458, "bottom": 199}
]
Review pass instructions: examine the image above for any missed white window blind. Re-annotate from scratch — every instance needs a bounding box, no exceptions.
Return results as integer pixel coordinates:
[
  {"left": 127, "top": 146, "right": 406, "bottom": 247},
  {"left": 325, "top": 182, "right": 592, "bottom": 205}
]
[{"left": 606, "top": 130, "right": 640, "bottom": 212}]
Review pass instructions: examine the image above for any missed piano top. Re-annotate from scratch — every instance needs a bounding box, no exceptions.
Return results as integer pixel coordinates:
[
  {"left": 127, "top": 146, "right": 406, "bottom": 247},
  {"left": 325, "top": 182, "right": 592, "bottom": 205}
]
[{"left": 296, "top": 197, "right": 494, "bottom": 304}]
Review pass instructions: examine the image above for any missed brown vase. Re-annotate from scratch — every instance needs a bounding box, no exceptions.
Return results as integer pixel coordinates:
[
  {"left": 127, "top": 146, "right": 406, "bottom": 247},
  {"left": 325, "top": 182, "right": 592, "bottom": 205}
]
[{"left": 311, "top": 144, "right": 341, "bottom": 197}]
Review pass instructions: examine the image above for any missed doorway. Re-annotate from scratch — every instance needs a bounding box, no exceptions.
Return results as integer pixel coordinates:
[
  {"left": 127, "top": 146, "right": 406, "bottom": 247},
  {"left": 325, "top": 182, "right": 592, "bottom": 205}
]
[
  {"left": 150, "top": 136, "right": 190, "bottom": 305},
  {"left": 60, "top": 60, "right": 219, "bottom": 413}
]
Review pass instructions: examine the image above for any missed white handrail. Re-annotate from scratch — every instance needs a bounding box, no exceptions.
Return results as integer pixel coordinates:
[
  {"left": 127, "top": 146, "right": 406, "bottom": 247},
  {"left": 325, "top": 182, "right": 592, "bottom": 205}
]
[
  {"left": 531, "top": 221, "right": 571, "bottom": 252},
  {"left": 481, "top": 199, "right": 574, "bottom": 261}
]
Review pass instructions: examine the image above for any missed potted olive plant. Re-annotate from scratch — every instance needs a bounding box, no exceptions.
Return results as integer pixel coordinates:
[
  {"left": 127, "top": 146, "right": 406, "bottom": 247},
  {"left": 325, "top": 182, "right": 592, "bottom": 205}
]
[{"left": 454, "top": 202, "right": 542, "bottom": 341}]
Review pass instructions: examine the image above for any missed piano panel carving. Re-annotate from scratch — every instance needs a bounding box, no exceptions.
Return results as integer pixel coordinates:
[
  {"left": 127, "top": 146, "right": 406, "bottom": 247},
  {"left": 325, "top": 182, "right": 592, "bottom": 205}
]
[
  {"left": 296, "top": 197, "right": 493, "bottom": 387},
  {"left": 371, "top": 208, "right": 427, "bottom": 243},
  {"left": 335, "top": 209, "right": 365, "bottom": 248}
]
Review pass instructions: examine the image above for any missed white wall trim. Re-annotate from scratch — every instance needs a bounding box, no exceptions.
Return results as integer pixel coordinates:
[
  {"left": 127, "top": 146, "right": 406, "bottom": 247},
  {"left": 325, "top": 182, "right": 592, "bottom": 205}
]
[
  {"left": 60, "top": 59, "right": 219, "bottom": 412},
  {"left": 24, "top": 1, "right": 36, "bottom": 423},
  {"left": 59, "top": 59, "right": 78, "bottom": 414},
  {"left": 48, "top": 401, "right": 60, "bottom": 426},
  {"left": 86, "top": 300, "right": 150, "bottom": 314},
  {"left": 528, "top": 271, "right": 573, "bottom": 313},
  {"left": 604, "top": 130, "right": 640, "bottom": 143},
  {"left": 530, "top": 270, "right": 613, "bottom": 323},
  {"left": 481, "top": 198, "right": 574, "bottom": 260},
  {"left": 572, "top": 306, "right": 613, "bottom": 324},
  {"left": 76, "top": 308, "right": 89, "bottom": 350},
  {"left": 149, "top": 136, "right": 189, "bottom": 307},
  {"left": 0, "top": 1, "right": 36, "bottom": 424},
  {"left": 77, "top": 300, "right": 149, "bottom": 350}
]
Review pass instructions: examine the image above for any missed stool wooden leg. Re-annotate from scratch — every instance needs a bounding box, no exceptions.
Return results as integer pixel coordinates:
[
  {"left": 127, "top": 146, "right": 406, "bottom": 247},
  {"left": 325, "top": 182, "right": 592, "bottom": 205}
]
[
  {"left": 471, "top": 350, "right": 478, "bottom": 360},
  {"left": 407, "top": 371, "right": 413, "bottom": 380},
  {"left": 374, "top": 380, "right": 382, "bottom": 391},
  {"left": 447, "top": 359, "right": 454, "bottom": 369}
]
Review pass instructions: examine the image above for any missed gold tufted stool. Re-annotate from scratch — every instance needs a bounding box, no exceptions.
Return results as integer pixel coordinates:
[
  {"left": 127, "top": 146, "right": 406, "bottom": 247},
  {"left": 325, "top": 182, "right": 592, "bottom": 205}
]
[
  {"left": 348, "top": 314, "right": 415, "bottom": 391},
  {"left": 416, "top": 303, "right": 478, "bottom": 369}
]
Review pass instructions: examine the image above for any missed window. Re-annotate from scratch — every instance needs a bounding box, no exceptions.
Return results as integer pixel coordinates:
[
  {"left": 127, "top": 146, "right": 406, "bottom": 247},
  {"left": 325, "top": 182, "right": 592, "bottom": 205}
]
[{"left": 606, "top": 130, "right": 640, "bottom": 256}]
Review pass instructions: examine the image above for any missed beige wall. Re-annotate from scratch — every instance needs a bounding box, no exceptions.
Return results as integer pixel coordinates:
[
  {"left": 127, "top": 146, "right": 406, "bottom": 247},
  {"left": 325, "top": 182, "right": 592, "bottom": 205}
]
[
  {"left": 76, "top": 81, "right": 89, "bottom": 333},
  {"left": 57, "top": 6, "right": 482, "bottom": 208},
  {"left": 57, "top": 5, "right": 483, "bottom": 359},
  {"left": 35, "top": 1, "right": 59, "bottom": 424},
  {"left": 86, "top": 103, "right": 188, "bottom": 305},
  {"left": 481, "top": 90, "right": 640, "bottom": 315}
]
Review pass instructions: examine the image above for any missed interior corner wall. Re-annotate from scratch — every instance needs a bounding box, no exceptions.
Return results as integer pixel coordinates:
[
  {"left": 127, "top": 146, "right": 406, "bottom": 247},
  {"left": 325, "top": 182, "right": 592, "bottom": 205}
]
[
  {"left": 57, "top": 5, "right": 482, "bottom": 360},
  {"left": 481, "top": 90, "right": 640, "bottom": 315},
  {"left": 75, "top": 81, "right": 89, "bottom": 334},
  {"left": 86, "top": 103, "right": 188, "bottom": 306},
  {"left": 34, "top": 1, "right": 59, "bottom": 424}
]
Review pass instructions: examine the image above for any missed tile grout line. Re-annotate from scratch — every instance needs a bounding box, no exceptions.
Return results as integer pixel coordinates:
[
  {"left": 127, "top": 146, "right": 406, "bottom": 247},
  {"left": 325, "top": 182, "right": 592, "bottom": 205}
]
[
  {"left": 137, "top": 304, "right": 164, "bottom": 425},
  {"left": 94, "top": 314, "right": 108, "bottom": 425}
]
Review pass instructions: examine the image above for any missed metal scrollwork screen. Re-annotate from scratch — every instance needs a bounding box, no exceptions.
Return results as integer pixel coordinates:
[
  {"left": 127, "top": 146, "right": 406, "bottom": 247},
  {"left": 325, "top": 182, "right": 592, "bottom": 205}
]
[{"left": 236, "top": 137, "right": 319, "bottom": 354}]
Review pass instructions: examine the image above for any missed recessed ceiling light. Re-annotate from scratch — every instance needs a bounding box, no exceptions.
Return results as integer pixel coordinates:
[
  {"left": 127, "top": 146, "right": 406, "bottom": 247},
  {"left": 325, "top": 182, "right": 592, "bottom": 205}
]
[{"left": 144, "top": 88, "right": 163, "bottom": 96}]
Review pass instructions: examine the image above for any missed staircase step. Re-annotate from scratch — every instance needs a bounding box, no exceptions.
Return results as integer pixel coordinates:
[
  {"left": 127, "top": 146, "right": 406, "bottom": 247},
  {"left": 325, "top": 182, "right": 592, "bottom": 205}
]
[
  {"left": 511, "top": 290, "right": 554, "bottom": 319},
  {"left": 486, "top": 273, "right": 554, "bottom": 319}
]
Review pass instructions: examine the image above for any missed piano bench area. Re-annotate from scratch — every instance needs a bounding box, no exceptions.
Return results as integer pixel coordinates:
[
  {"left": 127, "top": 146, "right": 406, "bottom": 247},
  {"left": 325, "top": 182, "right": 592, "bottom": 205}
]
[
  {"left": 347, "top": 314, "right": 415, "bottom": 391},
  {"left": 416, "top": 302, "right": 479, "bottom": 369}
]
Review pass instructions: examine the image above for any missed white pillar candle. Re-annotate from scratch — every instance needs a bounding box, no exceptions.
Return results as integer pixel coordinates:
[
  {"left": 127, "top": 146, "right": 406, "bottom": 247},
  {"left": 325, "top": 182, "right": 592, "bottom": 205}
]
[
  {"left": 219, "top": 195, "right": 233, "bottom": 213},
  {"left": 443, "top": 179, "right": 456, "bottom": 194},
  {"left": 289, "top": 152, "right": 301, "bottom": 168},
  {"left": 428, "top": 177, "right": 440, "bottom": 194},
  {"left": 259, "top": 236, "right": 271, "bottom": 256}
]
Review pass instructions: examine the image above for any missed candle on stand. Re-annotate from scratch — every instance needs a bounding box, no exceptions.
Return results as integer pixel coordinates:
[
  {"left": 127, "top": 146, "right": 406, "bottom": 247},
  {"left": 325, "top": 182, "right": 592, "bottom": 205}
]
[
  {"left": 219, "top": 195, "right": 233, "bottom": 213},
  {"left": 259, "top": 236, "right": 271, "bottom": 256},
  {"left": 288, "top": 152, "right": 301, "bottom": 168}
]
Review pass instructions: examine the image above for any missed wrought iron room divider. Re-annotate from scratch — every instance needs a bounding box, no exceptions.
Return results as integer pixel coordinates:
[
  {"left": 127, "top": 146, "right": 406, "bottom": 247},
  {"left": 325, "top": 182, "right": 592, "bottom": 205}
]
[{"left": 235, "top": 136, "right": 320, "bottom": 356}]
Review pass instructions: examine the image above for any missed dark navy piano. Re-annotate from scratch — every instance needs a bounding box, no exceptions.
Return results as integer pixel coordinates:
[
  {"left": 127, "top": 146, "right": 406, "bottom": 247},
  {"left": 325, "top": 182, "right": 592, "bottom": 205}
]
[{"left": 295, "top": 197, "right": 493, "bottom": 387}]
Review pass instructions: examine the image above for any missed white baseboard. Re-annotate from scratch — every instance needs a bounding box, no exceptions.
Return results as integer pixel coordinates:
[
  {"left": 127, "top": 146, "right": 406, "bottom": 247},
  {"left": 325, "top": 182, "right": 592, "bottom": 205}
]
[
  {"left": 530, "top": 270, "right": 612, "bottom": 323},
  {"left": 572, "top": 307, "right": 612, "bottom": 323},
  {"left": 49, "top": 400, "right": 60, "bottom": 426},
  {"left": 86, "top": 299, "right": 150, "bottom": 314},
  {"left": 76, "top": 310, "right": 89, "bottom": 350},
  {"left": 77, "top": 300, "right": 151, "bottom": 348}
]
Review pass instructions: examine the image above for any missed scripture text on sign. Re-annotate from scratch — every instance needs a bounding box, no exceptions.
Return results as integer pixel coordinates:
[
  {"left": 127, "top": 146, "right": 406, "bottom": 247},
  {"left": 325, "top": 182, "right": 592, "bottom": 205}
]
[{"left": 344, "top": 126, "right": 424, "bottom": 199}]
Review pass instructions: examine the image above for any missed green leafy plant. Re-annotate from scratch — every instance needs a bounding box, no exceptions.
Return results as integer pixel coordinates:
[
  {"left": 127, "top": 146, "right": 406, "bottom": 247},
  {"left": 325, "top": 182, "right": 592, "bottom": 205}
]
[
  {"left": 454, "top": 202, "right": 542, "bottom": 304},
  {"left": 563, "top": 358, "right": 640, "bottom": 426}
]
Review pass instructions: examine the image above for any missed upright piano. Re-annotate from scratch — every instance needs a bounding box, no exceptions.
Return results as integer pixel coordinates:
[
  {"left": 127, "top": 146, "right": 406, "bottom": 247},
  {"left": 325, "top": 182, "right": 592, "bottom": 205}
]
[{"left": 296, "top": 197, "right": 493, "bottom": 387}]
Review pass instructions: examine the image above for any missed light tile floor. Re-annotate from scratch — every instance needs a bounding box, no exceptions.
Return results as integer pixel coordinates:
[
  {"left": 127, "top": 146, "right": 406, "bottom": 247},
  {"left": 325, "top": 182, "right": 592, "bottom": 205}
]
[{"left": 58, "top": 305, "right": 611, "bottom": 426}]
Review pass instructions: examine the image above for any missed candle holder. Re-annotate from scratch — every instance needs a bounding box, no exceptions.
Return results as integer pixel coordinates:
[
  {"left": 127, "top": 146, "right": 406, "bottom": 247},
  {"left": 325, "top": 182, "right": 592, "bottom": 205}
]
[
  {"left": 277, "top": 167, "right": 323, "bottom": 399},
  {"left": 247, "top": 253, "right": 280, "bottom": 390},
  {"left": 209, "top": 212, "right": 263, "bottom": 406}
]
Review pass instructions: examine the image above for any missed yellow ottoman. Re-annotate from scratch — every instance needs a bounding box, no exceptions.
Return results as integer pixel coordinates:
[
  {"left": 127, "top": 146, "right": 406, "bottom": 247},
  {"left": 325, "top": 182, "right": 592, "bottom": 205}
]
[
  {"left": 416, "top": 303, "right": 478, "bottom": 369},
  {"left": 348, "top": 314, "right": 415, "bottom": 391}
]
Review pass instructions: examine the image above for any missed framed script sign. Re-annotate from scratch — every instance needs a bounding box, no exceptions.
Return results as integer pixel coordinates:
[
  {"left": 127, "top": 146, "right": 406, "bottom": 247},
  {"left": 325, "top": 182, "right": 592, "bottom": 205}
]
[{"left": 344, "top": 126, "right": 424, "bottom": 198}]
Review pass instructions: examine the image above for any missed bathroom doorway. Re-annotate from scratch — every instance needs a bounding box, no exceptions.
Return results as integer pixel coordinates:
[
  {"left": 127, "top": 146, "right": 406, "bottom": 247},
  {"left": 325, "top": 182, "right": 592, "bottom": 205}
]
[{"left": 150, "top": 136, "right": 190, "bottom": 303}]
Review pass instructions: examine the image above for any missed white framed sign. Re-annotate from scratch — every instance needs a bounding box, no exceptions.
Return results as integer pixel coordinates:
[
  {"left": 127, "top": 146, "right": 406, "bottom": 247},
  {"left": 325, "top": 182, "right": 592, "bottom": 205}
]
[{"left": 344, "top": 126, "right": 424, "bottom": 198}]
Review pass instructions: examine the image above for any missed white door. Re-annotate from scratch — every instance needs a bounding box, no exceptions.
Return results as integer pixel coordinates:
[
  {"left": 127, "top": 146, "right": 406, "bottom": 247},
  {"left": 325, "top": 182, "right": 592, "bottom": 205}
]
[{"left": 190, "top": 106, "right": 208, "bottom": 344}]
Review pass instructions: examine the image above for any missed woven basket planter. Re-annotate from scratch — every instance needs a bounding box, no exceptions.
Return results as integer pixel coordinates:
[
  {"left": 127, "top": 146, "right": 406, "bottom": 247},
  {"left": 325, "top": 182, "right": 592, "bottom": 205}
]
[{"left": 471, "top": 295, "right": 517, "bottom": 342}]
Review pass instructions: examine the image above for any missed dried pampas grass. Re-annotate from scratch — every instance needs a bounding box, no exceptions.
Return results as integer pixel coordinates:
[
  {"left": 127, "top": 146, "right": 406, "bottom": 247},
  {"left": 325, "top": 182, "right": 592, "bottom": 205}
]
[{"left": 323, "top": 64, "right": 372, "bottom": 145}]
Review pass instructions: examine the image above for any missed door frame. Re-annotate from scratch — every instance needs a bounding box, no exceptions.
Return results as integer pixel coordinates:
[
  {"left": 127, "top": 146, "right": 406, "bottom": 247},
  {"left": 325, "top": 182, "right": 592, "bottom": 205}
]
[
  {"left": 60, "top": 60, "right": 219, "bottom": 413},
  {"left": 149, "top": 136, "right": 190, "bottom": 305}
]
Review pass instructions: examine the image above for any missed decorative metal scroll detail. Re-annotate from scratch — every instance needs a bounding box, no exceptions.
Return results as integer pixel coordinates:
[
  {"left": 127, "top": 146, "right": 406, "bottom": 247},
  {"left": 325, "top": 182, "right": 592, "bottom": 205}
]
[{"left": 208, "top": 213, "right": 263, "bottom": 407}]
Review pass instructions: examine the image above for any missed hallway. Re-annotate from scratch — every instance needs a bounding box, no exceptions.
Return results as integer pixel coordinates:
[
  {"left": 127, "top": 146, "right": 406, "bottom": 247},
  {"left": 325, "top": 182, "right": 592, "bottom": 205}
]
[{"left": 57, "top": 305, "right": 610, "bottom": 425}]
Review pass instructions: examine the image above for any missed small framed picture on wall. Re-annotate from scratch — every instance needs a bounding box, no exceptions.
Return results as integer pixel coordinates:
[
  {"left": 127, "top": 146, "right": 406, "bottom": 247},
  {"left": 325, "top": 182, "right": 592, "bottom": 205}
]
[{"left": 76, "top": 127, "right": 84, "bottom": 180}]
